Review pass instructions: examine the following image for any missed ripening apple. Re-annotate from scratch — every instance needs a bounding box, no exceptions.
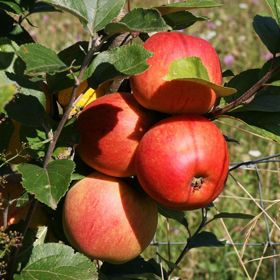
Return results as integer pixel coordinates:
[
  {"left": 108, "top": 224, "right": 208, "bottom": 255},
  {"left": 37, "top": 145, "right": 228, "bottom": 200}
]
[
  {"left": 62, "top": 172, "right": 158, "bottom": 263},
  {"left": 57, "top": 80, "right": 111, "bottom": 114},
  {"left": 77, "top": 92, "right": 159, "bottom": 177},
  {"left": 135, "top": 115, "right": 229, "bottom": 210},
  {"left": 57, "top": 80, "right": 89, "bottom": 108},
  {"left": 130, "top": 31, "right": 222, "bottom": 114}
]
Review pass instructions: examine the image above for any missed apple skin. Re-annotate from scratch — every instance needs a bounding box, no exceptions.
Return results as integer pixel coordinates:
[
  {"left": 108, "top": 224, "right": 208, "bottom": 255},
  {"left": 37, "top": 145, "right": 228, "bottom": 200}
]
[
  {"left": 57, "top": 80, "right": 89, "bottom": 108},
  {"left": 130, "top": 32, "right": 222, "bottom": 114},
  {"left": 135, "top": 115, "right": 229, "bottom": 210},
  {"left": 62, "top": 172, "right": 158, "bottom": 264},
  {"left": 77, "top": 92, "right": 159, "bottom": 177}
]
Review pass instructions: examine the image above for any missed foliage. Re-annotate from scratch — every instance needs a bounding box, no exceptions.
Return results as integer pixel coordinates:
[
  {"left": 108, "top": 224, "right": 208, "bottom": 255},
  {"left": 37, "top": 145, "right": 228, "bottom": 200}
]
[{"left": 0, "top": 0, "right": 280, "bottom": 279}]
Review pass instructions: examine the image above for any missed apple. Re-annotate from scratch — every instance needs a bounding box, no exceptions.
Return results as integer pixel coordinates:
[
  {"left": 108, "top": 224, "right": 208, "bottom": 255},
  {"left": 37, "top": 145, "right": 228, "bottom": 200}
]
[
  {"left": 135, "top": 115, "right": 229, "bottom": 210},
  {"left": 130, "top": 31, "right": 222, "bottom": 114},
  {"left": 77, "top": 92, "right": 159, "bottom": 177},
  {"left": 57, "top": 80, "right": 110, "bottom": 111},
  {"left": 57, "top": 80, "right": 89, "bottom": 108},
  {"left": 62, "top": 172, "right": 158, "bottom": 263}
]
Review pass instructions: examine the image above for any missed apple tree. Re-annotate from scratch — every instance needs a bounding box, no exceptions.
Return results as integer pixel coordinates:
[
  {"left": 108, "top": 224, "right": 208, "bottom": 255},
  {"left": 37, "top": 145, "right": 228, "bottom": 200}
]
[{"left": 0, "top": 0, "right": 280, "bottom": 279}]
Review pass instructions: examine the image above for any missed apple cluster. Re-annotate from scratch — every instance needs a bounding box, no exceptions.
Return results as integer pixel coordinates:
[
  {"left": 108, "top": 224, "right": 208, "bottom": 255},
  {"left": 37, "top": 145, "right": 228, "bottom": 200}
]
[{"left": 62, "top": 32, "right": 230, "bottom": 264}]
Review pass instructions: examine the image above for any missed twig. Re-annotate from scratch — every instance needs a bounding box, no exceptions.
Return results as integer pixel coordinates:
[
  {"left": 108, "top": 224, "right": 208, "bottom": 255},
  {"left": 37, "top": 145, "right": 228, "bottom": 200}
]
[
  {"left": 212, "top": 64, "right": 280, "bottom": 116},
  {"left": 229, "top": 153, "right": 280, "bottom": 172},
  {"left": 7, "top": 34, "right": 106, "bottom": 278}
]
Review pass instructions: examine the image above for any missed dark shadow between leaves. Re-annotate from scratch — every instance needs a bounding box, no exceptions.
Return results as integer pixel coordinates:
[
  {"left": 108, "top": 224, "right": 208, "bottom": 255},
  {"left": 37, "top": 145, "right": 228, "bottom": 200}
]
[{"left": 99, "top": 256, "right": 167, "bottom": 280}]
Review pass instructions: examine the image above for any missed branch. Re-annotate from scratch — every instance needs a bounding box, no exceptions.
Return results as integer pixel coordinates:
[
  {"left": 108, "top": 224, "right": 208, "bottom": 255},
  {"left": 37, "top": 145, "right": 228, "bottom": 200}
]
[
  {"left": 43, "top": 39, "right": 102, "bottom": 167},
  {"left": 229, "top": 153, "right": 280, "bottom": 172},
  {"left": 7, "top": 35, "right": 106, "bottom": 278},
  {"left": 212, "top": 64, "right": 280, "bottom": 116}
]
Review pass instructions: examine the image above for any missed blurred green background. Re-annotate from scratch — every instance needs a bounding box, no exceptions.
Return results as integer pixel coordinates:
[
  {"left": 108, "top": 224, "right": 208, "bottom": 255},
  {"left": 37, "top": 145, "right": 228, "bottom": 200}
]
[{"left": 24, "top": 1, "right": 280, "bottom": 279}]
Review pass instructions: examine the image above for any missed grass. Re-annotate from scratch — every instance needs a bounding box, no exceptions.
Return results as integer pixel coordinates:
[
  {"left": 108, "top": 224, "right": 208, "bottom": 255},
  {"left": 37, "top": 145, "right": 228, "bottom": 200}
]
[{"left": 24, "top": 1, "right": 280, "bottom": 279}]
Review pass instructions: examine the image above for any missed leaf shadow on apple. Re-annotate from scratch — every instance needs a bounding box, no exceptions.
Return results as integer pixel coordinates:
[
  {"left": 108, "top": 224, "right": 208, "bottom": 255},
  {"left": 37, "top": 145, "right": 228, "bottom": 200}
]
[
  {"left": 98, "top": 176, "right": 159, "bottom": 263},
  {"left": 77, "top": 92, "right": 160, "bottom": 177},
  {"left": 149, "top": 80, "right": 216, "bottom": 114},
  {"left": 77, "top": 103, "right": 122, "bottom": 163}
]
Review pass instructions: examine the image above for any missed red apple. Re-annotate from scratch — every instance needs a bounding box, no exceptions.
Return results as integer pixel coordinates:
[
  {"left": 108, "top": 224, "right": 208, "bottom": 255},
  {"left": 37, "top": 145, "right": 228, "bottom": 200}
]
[
  {"left": 135, "top": 115, "right": 229, "bottom": 210},
  {"left": 62, "top": 172, "right": 158, "bottom": 263},
  {"left": 130, "top": 32, "right": 222, "bottom": 114},
  {"left": 77, "top": 92, "right": 159, "bottom": 177}
]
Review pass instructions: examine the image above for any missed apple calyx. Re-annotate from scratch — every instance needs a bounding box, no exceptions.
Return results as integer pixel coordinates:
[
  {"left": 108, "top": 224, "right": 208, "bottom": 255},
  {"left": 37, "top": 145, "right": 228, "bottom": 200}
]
[{"left": 191, "top": 176, "right": 204, "bottom": 191}]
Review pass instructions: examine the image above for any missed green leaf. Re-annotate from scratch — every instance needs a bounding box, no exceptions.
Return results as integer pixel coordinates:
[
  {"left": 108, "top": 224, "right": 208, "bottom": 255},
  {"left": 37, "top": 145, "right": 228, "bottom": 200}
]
[
  {"left": 17, "top": 43, "right": 68, "bottom": 76},
  {"left": 0, "top": 84, "right": 17, "bottom": 114},
  {"left": 260, "top": 56, "right": 280, "bottom": 83},
  {"left": 158, "top": 205, "right": 188, "bottom": 229},
  {"left": 234, "top": 87, "right": 280, "bottom": 112},
  {"left": 105, "top": 8, "right": 171, "bottom": 35},
  {"left": 267, "top": 80, "right": 280, "bottom": 86},
  {"left": 253, "top": 15, "right": 280, "bottom": 54},
  {"left": 86, "top": 44, "right": 152, "bottom": 88},
  {"left": 224, "top": 69, "right": 261, "bottom": 103},
  {"left": 33, "top": 226, "right": 48, "bottom": 246},
  {"left": 88, "top": 0, "right": 126, "bottom": 32},
  {"left": 212, "top": 212, "right": 254, "bottom": 221},
  {"left": 164, "top": 57, "right": 236, "bottom": 97},
  {"left": 5, "top": 94, "right": 49, "bottom": 128},
  {"left": 21, "top": 127, "right": 49, "bottom": 158},
  {"left": 0, "top": 11, "right": 34, "bottom": 45},
  {"left": 222, "top": 69, "right": 235, "bottom": 77},
  {"left": 156, "top": 0, "right": 222, "bottom": 15},
  {"left": 100, "top": 257, "right": 165, "bottom": 280},
  {"left": 0, "top": 38, "right": 18, "bottom": 70},
  {"left": 16, "top": 192, "right": 30, "bottom": 207},
  {"left": 0, "top": 0, "right": 22, "bottom": 14},
  {"left": 227, "top": 111, "right": 280, "bottom": 143},
  {"left": 16, "top": 160, "right": 75, "bottom": 209},
  {"left": 163, "top": 11, "right": 207, "bottom": 30},
  {"left": 0, "top": 39, "right": 19, "bottom": 114},
  {"left": 58, "top": 41, "right": 88, "bottom": 68},
  {"left": 43, "top": 0, "right": 89, "bottom": 24},
  {"left": 188, "top": 231, "right": 225, "bottom": 249},
  {"left": 14, "top": 243, "right": 97, "bottom": 280},
  {"left": 71, "top": 173, "right": 85, "bottom": 181},
  {"left": 45, "top": 0, "right": 126, "bottom": 32},
  {"left": 29, "top": 2, "right": 58, "bottom": 14},
  {"left": 265, "top": 0, "right": 280, "bottom": 23}
]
